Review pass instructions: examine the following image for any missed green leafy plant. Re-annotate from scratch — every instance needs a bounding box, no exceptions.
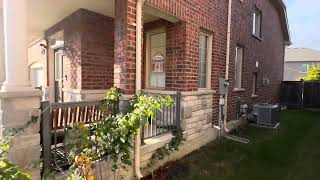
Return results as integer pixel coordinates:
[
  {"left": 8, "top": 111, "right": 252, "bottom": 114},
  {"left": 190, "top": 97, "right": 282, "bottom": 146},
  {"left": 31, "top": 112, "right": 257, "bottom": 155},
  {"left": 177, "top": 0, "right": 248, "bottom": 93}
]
[
  {"left": 65, "top": 87, "right": 175, "bottom": 179},
  {"left": 147, "top": 129, "right": 185, "bottom": 170},
  {"left": 300, "top": 65, "right": 320, "bottom": 81}
]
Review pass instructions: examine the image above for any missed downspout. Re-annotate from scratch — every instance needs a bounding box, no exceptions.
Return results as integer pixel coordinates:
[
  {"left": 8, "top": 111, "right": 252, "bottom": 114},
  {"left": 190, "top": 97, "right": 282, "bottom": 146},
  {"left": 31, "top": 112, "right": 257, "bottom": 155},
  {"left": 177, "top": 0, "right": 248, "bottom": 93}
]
[
  {"left": 135, "top": 0, "right": 145, "bottom": 179},
  {"left": 224, "top": 0, "right": 233, "bottom": 132}
]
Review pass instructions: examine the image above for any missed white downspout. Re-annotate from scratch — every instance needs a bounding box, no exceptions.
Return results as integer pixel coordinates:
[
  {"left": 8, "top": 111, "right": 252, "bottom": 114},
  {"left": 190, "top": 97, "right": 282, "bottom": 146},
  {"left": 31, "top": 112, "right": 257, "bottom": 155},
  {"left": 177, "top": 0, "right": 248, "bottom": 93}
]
[
  {"left": 224, "top": 0, "right": 233, "bottom": 131},
  {"left": 135, "top": 0, "right": 145, "bottom": 179}
]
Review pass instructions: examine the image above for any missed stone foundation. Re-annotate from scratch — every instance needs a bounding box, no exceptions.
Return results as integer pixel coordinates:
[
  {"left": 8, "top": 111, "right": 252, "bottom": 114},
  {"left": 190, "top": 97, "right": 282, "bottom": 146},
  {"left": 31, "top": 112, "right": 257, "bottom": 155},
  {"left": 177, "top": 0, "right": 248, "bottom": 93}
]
[
  {"left": 0, "top": 90, "right": 42, "bottom": 180},
  {"left": 140, "top": 127, "right": 218, "bottom": 176},
  {"left": 139, "top": 90, "right": 218, "bottom": 176},
  {"left": 180, "top": 90, "right": 215, "bottom": 140}
]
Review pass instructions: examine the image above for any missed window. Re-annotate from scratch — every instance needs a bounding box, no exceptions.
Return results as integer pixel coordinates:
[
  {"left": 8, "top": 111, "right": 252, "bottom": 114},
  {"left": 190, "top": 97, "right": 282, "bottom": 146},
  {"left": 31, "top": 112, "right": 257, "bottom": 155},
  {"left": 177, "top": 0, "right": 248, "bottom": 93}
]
[
  {"left": 198, "top": 32, "right": 212, "bottom": 89},
  {"left": 29, "top": 62, "right": 44, "bottom": 88},
  {"left": 253, "top": 9, "right": 262, "bottom": 38},
  {"left": 54, "top": 50, "right": 63, "bottom": 80},
  {"left": 252, "top": 73, "right": 258, "bottom": 95},
  {"left": 235, "top": 46, "right": 243, "bottom": 89},
  {"left": 302, "top": 64, "right": 309, "bottom": 73},
  {"left": 145, "top": 27, "right": 166, "bottom": 89}
]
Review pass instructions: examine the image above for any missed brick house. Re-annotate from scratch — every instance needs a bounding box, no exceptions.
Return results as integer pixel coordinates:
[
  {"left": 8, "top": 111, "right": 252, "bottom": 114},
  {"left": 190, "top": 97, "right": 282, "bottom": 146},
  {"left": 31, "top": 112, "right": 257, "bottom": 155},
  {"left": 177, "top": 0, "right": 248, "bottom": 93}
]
[{"left": 0, "top": 0, "right": 289, "bottom": 179}]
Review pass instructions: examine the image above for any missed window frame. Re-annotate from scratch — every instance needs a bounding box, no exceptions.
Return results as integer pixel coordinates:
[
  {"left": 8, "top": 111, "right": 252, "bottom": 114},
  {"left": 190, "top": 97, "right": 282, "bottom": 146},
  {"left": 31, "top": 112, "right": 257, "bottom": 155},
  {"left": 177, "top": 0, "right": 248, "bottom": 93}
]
[
  {"left": 302, "top": 64, "right": 309, "bottom": 73},
  {"left": 234, "top": 46, "right": 244, "bottom": 89},
  {"left": 198, "top": 31, "right": 213, "bottom": 90},
  {"left": 145, "top": 27, "right": 167, "bottom": 90},
  {"left": 252, "top": 8, "right": 262, "bottom": 39},
  {"left": 252, "top": 72, "right": 258, "bottom": 96}
]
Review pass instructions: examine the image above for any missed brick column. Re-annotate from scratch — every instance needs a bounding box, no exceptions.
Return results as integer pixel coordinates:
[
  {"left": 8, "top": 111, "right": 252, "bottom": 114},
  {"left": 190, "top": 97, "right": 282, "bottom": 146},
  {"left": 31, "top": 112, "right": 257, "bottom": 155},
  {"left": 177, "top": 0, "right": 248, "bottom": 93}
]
[{"left": 114, "top": 0, "right": 137, "bottom": 95}]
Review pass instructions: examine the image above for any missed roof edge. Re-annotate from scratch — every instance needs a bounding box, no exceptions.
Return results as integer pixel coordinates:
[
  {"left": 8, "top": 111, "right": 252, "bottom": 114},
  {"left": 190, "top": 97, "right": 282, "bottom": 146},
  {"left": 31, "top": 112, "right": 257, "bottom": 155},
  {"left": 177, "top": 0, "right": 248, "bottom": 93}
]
[{"left": 277, "top": 0, "right": 291, "bottom": 45}]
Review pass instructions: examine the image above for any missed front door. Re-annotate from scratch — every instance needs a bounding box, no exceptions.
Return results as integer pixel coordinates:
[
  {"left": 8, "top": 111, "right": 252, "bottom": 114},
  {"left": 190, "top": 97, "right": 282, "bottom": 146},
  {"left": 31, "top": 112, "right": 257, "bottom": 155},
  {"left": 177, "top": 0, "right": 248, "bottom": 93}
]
[
  {"left": 54, "top": 49, "right": 64, "bottom": 102},
  {"left": 146, "top": 29, "right": 166, "bottom": 89}
]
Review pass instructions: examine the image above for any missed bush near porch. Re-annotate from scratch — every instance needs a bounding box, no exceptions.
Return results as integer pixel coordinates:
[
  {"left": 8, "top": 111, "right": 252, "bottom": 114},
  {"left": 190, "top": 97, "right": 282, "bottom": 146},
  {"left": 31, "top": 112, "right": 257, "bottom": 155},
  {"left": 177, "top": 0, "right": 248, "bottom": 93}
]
[{"left": 143, "top": 110, "right": 320, "bottom": 180}]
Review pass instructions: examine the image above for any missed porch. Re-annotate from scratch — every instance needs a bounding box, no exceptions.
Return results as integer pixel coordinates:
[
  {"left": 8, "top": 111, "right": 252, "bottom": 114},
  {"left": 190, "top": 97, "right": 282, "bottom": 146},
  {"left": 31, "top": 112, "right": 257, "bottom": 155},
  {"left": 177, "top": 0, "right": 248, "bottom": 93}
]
[
  {"left": 26, "top": 0, "right": 184, "bottom": 103},
  {"left": 0, "top": 0, "right": 217, "bottom": 179}
]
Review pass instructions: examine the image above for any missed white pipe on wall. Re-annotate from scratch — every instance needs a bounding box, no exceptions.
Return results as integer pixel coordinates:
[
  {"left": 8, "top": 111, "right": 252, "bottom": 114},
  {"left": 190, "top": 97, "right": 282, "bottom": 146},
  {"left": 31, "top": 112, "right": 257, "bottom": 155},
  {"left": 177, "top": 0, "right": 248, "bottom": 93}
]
[
  {"left": 134, "top": 0, "right": 145, "bottom": 179},
  {"left": 224, "top": 0, "right": 233, "bottom": 131},
  {"left": 135, "top": 0, "right": 144, "bottom": 94}
]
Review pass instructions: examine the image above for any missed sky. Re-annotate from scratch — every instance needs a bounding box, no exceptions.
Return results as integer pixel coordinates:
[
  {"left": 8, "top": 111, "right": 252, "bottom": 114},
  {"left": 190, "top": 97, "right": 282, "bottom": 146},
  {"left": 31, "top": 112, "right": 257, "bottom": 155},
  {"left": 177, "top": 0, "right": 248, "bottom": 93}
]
[{"left": 286, "top": 0, "right": 320, "bottom": 50}]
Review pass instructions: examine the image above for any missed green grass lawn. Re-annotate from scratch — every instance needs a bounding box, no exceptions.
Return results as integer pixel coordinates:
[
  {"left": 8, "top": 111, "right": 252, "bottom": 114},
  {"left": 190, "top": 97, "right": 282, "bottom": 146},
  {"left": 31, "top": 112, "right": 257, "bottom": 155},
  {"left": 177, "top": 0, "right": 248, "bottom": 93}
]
[{"left": 149, "top": 110, "right": 320, "bottom": 180}]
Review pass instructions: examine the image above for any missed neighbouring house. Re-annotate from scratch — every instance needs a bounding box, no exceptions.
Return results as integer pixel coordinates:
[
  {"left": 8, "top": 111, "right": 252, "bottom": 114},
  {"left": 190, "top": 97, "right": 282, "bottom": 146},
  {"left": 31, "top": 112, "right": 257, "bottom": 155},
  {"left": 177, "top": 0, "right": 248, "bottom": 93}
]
[
  {"left": 0, "top": 0, "right": 290, "bottom": 179},
  {"left": 283, "top": 48, "right": 320, "bottom": 81}
]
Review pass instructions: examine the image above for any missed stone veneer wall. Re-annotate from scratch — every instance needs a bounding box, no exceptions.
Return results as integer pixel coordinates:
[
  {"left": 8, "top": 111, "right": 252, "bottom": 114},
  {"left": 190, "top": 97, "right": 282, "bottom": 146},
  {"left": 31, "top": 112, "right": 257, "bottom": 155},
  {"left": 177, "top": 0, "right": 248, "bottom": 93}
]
[
  {"left": 139, "top": 90, "right": 217, "bottom": 175},
  {"left": 180, "top": 91, "right": 215, "bottom": 139}
]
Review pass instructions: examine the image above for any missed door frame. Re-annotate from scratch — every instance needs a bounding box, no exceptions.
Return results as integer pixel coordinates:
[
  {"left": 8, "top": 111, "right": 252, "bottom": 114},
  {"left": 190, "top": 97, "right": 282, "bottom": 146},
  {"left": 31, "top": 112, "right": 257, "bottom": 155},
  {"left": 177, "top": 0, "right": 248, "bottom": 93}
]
[
  {"left": 54, "top": 48, "right": 64, "bottom": 102},
  {"left": 145, "top": 27, "right": 166, "bottom": 89}
]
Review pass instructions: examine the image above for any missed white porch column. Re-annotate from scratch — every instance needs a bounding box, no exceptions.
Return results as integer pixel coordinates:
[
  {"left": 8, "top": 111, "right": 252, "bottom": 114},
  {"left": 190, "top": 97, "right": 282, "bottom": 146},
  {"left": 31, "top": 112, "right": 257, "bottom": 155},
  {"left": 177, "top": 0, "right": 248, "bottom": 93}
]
[
  {"left": 0, "top": 7, "right": 5, "bottom": 86},
  {"left": 0, "top": 1, "right": 42, "bottom": 179},
  {"left": 1, "top": 0, "right": 32, "bottom": 92}
]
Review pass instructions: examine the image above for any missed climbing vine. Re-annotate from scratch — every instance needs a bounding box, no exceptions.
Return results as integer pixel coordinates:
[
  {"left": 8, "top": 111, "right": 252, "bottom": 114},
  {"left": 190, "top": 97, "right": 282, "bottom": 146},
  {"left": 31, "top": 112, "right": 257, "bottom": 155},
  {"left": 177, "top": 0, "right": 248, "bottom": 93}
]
[
  {"left": 65, "top": 87, "right": 175, "bottom": 179},
  {"left": 147, "top": 129, "right": 185, "bottom": 172}
]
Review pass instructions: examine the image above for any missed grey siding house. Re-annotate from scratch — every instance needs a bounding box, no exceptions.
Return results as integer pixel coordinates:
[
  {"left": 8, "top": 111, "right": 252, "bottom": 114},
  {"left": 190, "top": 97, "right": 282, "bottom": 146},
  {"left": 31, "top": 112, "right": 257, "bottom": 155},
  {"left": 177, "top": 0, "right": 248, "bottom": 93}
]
[{"left": 284, "top": 48, "right": 320, "bottom": 81}]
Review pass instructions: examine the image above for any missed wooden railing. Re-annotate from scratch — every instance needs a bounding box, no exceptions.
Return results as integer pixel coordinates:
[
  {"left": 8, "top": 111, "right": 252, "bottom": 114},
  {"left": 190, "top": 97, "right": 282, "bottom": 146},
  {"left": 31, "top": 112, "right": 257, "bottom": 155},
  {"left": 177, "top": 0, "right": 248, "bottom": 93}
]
[
  {"left": 40, "top": 91, "right": 181, "bottom": 173},
  {"left": 40, "top": 100, "right": 118, "bottom": 172},
  {"left": 50, "top": 101, "right": 102, "bottom": 130}
]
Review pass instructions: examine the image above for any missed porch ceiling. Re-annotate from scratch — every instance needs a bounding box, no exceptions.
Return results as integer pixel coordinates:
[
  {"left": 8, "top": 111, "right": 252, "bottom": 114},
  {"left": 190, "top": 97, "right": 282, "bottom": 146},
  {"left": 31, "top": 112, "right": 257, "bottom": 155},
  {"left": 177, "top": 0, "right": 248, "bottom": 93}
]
[
  {"left": 26, "top": 0, "right": 115, "bottom": 43},
  {"left": 0, "top": 0, "right": 177, "bottom": 45}
]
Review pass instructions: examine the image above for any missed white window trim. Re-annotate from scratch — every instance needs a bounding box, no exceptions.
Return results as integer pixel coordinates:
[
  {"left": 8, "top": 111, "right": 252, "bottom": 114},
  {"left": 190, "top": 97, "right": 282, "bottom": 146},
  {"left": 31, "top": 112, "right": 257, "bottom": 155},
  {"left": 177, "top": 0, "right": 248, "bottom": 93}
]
[
  {"left": 145, "top": 27, "right": 166, "bottom": 90},
  {"left": 252, "top": 10, "right": 262, "bottom": 38},
  {"left": 252, "top": 73, "right": 257, "bottom": 96},
  {"left": 235, "top": 46, "right": 243, "bottom": 89},
  {"left": 302, "top": 64, "right": 309, "bottom": 73},
  {"left": 198, "top": 32, "right": 213, "bottom": 90}
]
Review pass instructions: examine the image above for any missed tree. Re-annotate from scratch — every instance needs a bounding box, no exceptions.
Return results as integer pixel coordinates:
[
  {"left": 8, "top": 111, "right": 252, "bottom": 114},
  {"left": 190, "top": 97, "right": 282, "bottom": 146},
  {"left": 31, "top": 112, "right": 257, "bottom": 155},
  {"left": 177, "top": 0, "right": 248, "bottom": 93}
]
[{"left": 300, "top": 65, "right": 320, "bottom": 81}]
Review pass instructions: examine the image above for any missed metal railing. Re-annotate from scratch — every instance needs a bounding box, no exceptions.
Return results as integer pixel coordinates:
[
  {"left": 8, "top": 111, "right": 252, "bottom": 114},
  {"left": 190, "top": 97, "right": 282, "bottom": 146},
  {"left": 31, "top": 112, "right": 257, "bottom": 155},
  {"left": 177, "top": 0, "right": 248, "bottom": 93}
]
[
  {"left": 141, "top": 91, "right": 181, "bottom": 141},
  {"left": 40, "top": 100, "right": 118, "bottom": 172}
]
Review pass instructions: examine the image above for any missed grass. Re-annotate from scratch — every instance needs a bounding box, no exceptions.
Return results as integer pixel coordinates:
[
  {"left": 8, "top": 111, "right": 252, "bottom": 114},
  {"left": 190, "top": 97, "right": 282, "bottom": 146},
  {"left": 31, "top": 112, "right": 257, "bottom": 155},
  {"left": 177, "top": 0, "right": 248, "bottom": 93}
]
[{"left": 146, "top": 110, "right": 320, "bottom": 180}]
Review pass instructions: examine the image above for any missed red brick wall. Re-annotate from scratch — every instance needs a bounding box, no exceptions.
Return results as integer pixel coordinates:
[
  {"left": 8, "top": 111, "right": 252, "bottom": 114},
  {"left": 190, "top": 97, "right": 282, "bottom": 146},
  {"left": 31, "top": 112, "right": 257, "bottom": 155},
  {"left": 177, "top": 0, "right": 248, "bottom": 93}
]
[
  {"left": 144, "top": 0, "right": 286, "bottom": 123},
  {"left": 226, "top": 0, "right": 285, "bottom": 121},
  {"left": 144, "top": 0, "right": 228, "bottom": 93},
  {"left": 46, "top": 9, "right": 114, "bottom": 91},
  {"left": 46, "top": 10, "right": 83, "bottom": 90},
  {"left": 144, "top": 0, "right": 229, "bottom": 123},
  {"left": 81, "top": 10, "right": 114, "bottom": 90},
  {"left": 114, "top": 0, "right": 137, "bottom": 95}
]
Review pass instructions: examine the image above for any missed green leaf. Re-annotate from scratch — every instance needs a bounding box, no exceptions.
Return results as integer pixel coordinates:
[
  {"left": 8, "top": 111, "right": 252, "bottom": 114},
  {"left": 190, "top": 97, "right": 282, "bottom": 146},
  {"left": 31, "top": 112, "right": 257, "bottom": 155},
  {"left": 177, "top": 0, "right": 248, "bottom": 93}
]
[
  {"left": 0, "top": 161, "right": 7, "bottom": 167},
  {"left": 1, "top": 144, "right": 9, "bottom": 152}
]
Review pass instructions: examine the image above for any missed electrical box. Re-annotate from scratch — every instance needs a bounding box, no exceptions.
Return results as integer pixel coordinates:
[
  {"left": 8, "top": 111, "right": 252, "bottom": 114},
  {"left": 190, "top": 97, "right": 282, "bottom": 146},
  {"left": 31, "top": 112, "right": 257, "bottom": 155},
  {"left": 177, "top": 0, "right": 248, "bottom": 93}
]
[{"left": 219, "top": 78, "right": 229, "bottom": 95}]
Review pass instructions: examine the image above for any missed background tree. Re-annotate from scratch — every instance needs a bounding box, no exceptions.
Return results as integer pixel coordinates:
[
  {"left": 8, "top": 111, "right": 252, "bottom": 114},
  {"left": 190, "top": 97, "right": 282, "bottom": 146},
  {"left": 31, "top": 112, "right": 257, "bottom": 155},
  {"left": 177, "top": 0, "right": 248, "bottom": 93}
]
[{"left": 300, "top": 65, "right": 320, "bottom": 81}]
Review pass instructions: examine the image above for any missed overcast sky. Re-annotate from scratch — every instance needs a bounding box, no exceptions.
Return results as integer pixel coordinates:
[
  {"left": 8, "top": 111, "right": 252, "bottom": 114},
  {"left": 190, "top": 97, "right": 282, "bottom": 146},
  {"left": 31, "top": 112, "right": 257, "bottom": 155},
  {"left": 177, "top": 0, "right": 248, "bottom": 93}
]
[{"left": 286, "top": 0, "right": 320, "bottom": 50}]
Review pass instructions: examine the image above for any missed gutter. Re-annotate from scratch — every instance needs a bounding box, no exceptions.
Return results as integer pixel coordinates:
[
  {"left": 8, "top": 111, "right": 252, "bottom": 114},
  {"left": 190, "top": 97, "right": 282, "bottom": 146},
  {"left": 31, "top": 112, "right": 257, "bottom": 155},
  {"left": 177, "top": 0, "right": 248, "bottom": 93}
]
[
  {"left": 278, "top": 0, "right": 291, "bottom": 45},
  {"left": 224, "top": 0, "right": 233, "bottom": 131},
  {"left": 135, "top": 0, "right": 145, "bottom": 179}
]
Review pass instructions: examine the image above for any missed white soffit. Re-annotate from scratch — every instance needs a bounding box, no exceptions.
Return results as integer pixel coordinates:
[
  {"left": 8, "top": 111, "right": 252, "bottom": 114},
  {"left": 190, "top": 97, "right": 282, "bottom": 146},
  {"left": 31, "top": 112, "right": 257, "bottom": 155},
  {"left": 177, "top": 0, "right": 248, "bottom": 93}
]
[{"left": 27, "top": 0, "right": 115, "bottom": 43}]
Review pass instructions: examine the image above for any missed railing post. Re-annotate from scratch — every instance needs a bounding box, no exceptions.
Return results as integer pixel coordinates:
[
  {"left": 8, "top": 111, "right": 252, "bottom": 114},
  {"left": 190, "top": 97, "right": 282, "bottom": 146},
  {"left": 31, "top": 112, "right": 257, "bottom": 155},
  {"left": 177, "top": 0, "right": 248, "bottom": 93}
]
[
  {"left": 41, "top": 101, "right": 52, "bottom": 173},
  {"left": 300, "top": 79, "right": 305, "bottom": 108},
  {"left": 176, "top": 92, "right": 181, "bottom": 130}
]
